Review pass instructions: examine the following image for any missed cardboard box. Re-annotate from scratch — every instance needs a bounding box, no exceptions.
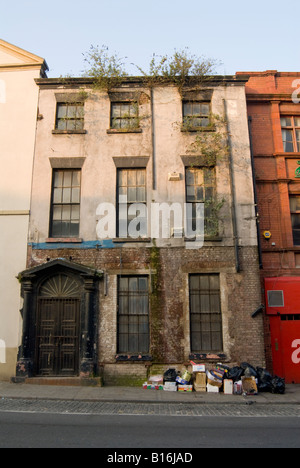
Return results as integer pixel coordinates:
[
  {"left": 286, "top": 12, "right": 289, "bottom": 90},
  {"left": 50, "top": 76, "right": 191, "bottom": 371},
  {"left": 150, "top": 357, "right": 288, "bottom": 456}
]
[
  {"left": 194, "top": 384, "right": 206, "bottom": 392},
  {"left": 242, "top": 376, "right": 258, "bottom": 395},
  {"left": 176, "top": 376, "right": 190, "bottom": 385},
  {"left": 164, "top": 381, "right": 177, "bottom": 388},
  {"left": 194, "top": 372, "right": 207, "bottom": 392},
  {"left": 143, "top": 382, "right": 155, "bottom": 390},
  {"left": 195, "top": 373, "right": 206, "bottom": 385},
  {"left": 224, "top": 379, "right": 233, "bottom": 395},
  {"left": 206, "top": 370, "right": 223, "bottom": 388},
  {"left": 207, "top": 383, "right": 219, "bottom": 393},
  {"left": 178, "top": 385, "right": 193, "bottom": 392},
  {"left": 192, "top": 364, "right": 206, "bottom": 373},
  {"left": 164, "top": 382, "right": 177, "bottom": 392},
  {"left": 143, "top": 382, "right": 163, "bottom": 390}
]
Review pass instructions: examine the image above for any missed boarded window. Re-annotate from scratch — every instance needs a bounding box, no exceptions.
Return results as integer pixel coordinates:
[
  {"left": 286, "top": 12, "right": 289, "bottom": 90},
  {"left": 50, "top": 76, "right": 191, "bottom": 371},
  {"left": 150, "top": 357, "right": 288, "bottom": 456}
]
[
  {"left": 189, "top": 274, "right": 223, "bottom": 352},
  {"left": 117, "top": 276, "right": 149, "bottom": 354}
]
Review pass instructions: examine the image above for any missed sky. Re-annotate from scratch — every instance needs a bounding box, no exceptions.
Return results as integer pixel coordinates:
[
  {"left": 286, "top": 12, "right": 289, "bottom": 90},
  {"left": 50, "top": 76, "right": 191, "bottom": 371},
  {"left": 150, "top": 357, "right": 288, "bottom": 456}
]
[{"left": 0, "top": 0, "right": 299, "bottom": 78}]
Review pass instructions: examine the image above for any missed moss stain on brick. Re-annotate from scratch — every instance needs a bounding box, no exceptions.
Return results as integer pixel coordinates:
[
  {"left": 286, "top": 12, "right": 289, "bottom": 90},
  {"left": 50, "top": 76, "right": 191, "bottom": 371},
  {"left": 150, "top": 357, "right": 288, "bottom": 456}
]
[{"left": 149, "top": 240, "right": 164, "bottom": 362}]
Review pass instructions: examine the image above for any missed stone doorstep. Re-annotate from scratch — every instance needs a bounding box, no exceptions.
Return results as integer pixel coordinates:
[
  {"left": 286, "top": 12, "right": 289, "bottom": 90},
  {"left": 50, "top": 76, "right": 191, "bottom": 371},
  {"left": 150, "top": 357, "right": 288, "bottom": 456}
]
[{"left": 24, "top": 377, "right": 103, "bottom": 387}]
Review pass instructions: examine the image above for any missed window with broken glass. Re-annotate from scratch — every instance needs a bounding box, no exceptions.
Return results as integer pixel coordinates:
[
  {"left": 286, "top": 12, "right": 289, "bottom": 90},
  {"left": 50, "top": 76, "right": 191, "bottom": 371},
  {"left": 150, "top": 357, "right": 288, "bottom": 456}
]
[
  {"left": 189, "top": 274, "right": 223, "bottom": 353},
  {"left": 55, "top": 102, "right": 84, "bottom": 131},
  {"left": 117, "top": 276, "right": 150, "bottom": 354},
  {"left": 50, "top": 170, "right": 81, "bottom": 238}
]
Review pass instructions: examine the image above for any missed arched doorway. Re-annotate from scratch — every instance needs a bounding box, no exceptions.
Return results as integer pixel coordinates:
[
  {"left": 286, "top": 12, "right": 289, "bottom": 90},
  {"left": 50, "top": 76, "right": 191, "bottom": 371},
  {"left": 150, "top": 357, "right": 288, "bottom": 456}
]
[
  {"left": 14, "top": 258, "right": 102, "bottom": 382},
  {"left": 36, "top": 274, "right": 81, "bottom": 376}
]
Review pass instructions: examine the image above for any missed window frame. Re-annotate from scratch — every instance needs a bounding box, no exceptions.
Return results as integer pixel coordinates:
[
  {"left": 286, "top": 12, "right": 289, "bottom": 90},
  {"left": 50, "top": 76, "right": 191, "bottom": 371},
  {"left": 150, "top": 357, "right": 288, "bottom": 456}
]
[
  {"left": 185, "top": 166, "right": 217, "bottom": 236},
  {"left": 117, "top": 168, "right": 147, "bottom": 238},
  {"left": 189, "top": 274, "right": 223, "bottom": 353},
  {"left": 290, "top": 195, "right": 300, "bottom": 246},
  {"left": 110, "top": 101, "right": 139, "bottom": 131},
  {"left": 54, "top": 102, "right": 85, "bottom": 133},
  {"left": 117, "top": 275, "right": 150, "bottom": 354},
  {"left": 49, "top": 169, "right": 81, "bottom": 238},
  {"left": 281, "top": 116, "right": 300, "bottom": 152},
  {"left": 182, "top": 101, "right": 211, "bottom": 130}
]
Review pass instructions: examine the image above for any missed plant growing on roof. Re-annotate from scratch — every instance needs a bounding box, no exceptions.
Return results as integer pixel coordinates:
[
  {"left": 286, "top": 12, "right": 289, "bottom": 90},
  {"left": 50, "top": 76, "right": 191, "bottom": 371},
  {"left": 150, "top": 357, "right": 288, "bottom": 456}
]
[
  {"left": 135, "top": 48, "right": 219, "bottom": 91},
  {"left": 82, "top": 44, "right": 128, "bottom": 91}
]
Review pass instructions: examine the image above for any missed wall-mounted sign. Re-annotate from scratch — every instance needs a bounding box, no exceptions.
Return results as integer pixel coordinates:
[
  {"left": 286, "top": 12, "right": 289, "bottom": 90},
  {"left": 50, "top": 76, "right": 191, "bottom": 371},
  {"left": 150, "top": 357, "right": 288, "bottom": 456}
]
[
  {"left": 295, "top": 161, "right": 300, "bottom": 178},
  {"left": 263, "top": 230, "right": 272, "bottom": 240}
]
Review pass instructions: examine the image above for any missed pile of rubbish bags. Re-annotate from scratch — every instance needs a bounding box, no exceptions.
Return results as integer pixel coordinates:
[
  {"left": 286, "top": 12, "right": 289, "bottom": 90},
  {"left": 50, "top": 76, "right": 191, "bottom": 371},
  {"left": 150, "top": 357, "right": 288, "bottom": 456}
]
[
  {"left": 143, "top": 362, "right": 285, "bottom": 395},
  {"left": 226, "top": 362, "right": 285, "bottom": 395}
]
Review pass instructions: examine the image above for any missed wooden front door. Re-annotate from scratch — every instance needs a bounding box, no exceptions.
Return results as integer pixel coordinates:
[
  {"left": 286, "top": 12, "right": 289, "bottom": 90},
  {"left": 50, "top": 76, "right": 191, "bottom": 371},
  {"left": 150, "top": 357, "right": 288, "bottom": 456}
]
[{"left": 36, "top": 275, "right": 80, "bottom": 377}]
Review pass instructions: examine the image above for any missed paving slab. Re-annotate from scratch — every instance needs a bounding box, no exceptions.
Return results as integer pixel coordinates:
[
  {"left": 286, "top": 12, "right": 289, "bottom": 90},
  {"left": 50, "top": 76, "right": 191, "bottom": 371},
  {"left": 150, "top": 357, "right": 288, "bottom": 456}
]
[{"left": 0, "top": 381, "right": 300, "bottom": 405}]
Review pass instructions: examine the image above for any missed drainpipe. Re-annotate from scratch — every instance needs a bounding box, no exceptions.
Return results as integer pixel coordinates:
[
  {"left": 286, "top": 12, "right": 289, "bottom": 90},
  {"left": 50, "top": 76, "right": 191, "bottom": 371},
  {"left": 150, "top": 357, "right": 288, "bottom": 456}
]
[
  {"left": 248, "top": 116, "right": 263, "bottom": 269},
  {"left": 150, "top": 87, "right": 156, "bottom": 190},
  {"left": 223, "top": 98, "right": 240, "bottom": 273}
]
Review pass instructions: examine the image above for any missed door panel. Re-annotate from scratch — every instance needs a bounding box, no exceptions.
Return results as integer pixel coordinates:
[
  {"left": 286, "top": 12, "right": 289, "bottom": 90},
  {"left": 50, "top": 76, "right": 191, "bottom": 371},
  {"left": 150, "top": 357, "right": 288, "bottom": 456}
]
[
  {"left": 280, "top": 316, "right": 300, "bottom": 384},
  {"left": 36, "top": 298, "right": 79, "bottom": 376}
]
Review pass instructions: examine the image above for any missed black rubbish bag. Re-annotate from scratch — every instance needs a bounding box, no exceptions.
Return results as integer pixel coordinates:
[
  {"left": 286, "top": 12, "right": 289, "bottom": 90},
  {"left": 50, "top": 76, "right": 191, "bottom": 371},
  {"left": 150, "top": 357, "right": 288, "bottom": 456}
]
[
  {"left": 163, "top": 368, "right": 178, "bottom": 383},
  {"left": 241, "top": 362, "right": 258, "bottom": 378},
  {"left": 271, "top": 376, "right": 285, "bottom": 395},
  {"left": 256, "top": 367, "right": 273, "bottom": 392},
  {"left": 227, "top": 366, "right": 244, "bottom": 382}
]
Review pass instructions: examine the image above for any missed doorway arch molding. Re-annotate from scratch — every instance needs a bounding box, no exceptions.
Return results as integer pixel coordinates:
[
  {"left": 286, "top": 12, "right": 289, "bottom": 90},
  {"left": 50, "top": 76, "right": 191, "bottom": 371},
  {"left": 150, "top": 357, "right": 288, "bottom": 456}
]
[{"left": 14, "top": 258, "right": 103, "bottom": 381}]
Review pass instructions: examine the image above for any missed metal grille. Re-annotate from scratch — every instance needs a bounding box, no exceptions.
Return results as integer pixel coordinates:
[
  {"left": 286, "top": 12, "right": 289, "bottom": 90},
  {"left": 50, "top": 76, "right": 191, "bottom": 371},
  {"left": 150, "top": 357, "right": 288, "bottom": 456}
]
[
  {"left": 268, "top": 290, "right": 284, "bottom": 307},
  {"left": 189, "top": 274, "right": 223, "bottom": 353}
]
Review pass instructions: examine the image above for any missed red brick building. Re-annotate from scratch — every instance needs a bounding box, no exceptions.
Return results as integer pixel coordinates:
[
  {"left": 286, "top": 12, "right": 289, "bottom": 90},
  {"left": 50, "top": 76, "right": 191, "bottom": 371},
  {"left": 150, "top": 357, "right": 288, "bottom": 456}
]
[{"left": 237, "top": 71, "right": 300, "bottom": 383}]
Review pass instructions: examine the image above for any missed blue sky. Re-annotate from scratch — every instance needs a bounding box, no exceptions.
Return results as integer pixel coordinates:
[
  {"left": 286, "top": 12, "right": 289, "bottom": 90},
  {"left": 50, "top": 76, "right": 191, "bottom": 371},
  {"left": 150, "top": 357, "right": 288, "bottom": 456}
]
[{"left": 1, "top": 0, "right": 299, "bottom": 77}]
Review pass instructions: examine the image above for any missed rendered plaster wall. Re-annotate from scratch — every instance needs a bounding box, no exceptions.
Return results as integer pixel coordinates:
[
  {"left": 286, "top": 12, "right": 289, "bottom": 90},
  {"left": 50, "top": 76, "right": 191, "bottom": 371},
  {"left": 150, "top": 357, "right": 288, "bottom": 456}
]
[{"left": 0, "top": 68, "right": 41, "bottom": 380}]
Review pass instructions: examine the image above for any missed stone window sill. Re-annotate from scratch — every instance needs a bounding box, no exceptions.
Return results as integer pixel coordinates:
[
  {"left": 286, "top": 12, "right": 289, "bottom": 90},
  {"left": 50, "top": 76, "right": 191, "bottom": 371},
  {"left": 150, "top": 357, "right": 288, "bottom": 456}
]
[
  {"left": 115, "top": 355, "right": 152, "bottom": 362},
  {"left": 189, "top": 353, "right": 227, "bottom": 361},
  {"left": 181, "top": 125, "right": 216, "bottom": 133},
  {"left": 185, "top": 236, "right": 223, "bottom": 242},
  {"left": 107, "top": 128, "right": 142, "bottom": 134},
  {"left": 52, "top": 130, "right": 87, "bottom": 135},
  {"left": 113, "top": 237, "right": 151, "bottom": 243}
]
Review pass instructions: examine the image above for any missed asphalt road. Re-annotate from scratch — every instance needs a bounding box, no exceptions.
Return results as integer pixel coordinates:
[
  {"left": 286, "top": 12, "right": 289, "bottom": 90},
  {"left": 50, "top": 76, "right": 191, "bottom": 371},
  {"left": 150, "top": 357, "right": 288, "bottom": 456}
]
[{"left": 0, "top": 409, "right": 300, "bottom": 449}]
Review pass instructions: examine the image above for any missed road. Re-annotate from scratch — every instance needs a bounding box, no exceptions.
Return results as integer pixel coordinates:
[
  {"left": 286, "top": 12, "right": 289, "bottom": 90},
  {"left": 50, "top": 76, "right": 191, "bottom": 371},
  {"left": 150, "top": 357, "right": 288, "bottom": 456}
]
[{"left": 0, "top": 399, "right": 299, "bottom": 448}]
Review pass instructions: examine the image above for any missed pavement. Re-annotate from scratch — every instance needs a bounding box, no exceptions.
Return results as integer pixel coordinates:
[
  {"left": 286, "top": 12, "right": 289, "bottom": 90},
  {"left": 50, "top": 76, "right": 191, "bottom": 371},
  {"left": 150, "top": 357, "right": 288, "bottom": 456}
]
[{"left": 0, "top": 380, "right": 300, "bottom": 405}]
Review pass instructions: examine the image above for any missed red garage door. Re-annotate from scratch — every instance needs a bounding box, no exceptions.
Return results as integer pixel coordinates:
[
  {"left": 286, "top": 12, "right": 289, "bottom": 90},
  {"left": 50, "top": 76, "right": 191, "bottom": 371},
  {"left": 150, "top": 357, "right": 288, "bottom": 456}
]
[{"left": 266, "top": 278, "right": 300, "bottom": 384}]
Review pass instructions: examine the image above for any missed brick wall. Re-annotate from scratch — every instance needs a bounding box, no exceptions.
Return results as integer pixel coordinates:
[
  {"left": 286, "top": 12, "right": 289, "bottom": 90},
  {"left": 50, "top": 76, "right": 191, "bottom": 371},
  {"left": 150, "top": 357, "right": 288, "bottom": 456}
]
[
  {"left": 27, "top": 244, "right": 265, "bottom": 383},
  {"left": 241, "top": 71, "right": 300, "bottom": 374}
]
